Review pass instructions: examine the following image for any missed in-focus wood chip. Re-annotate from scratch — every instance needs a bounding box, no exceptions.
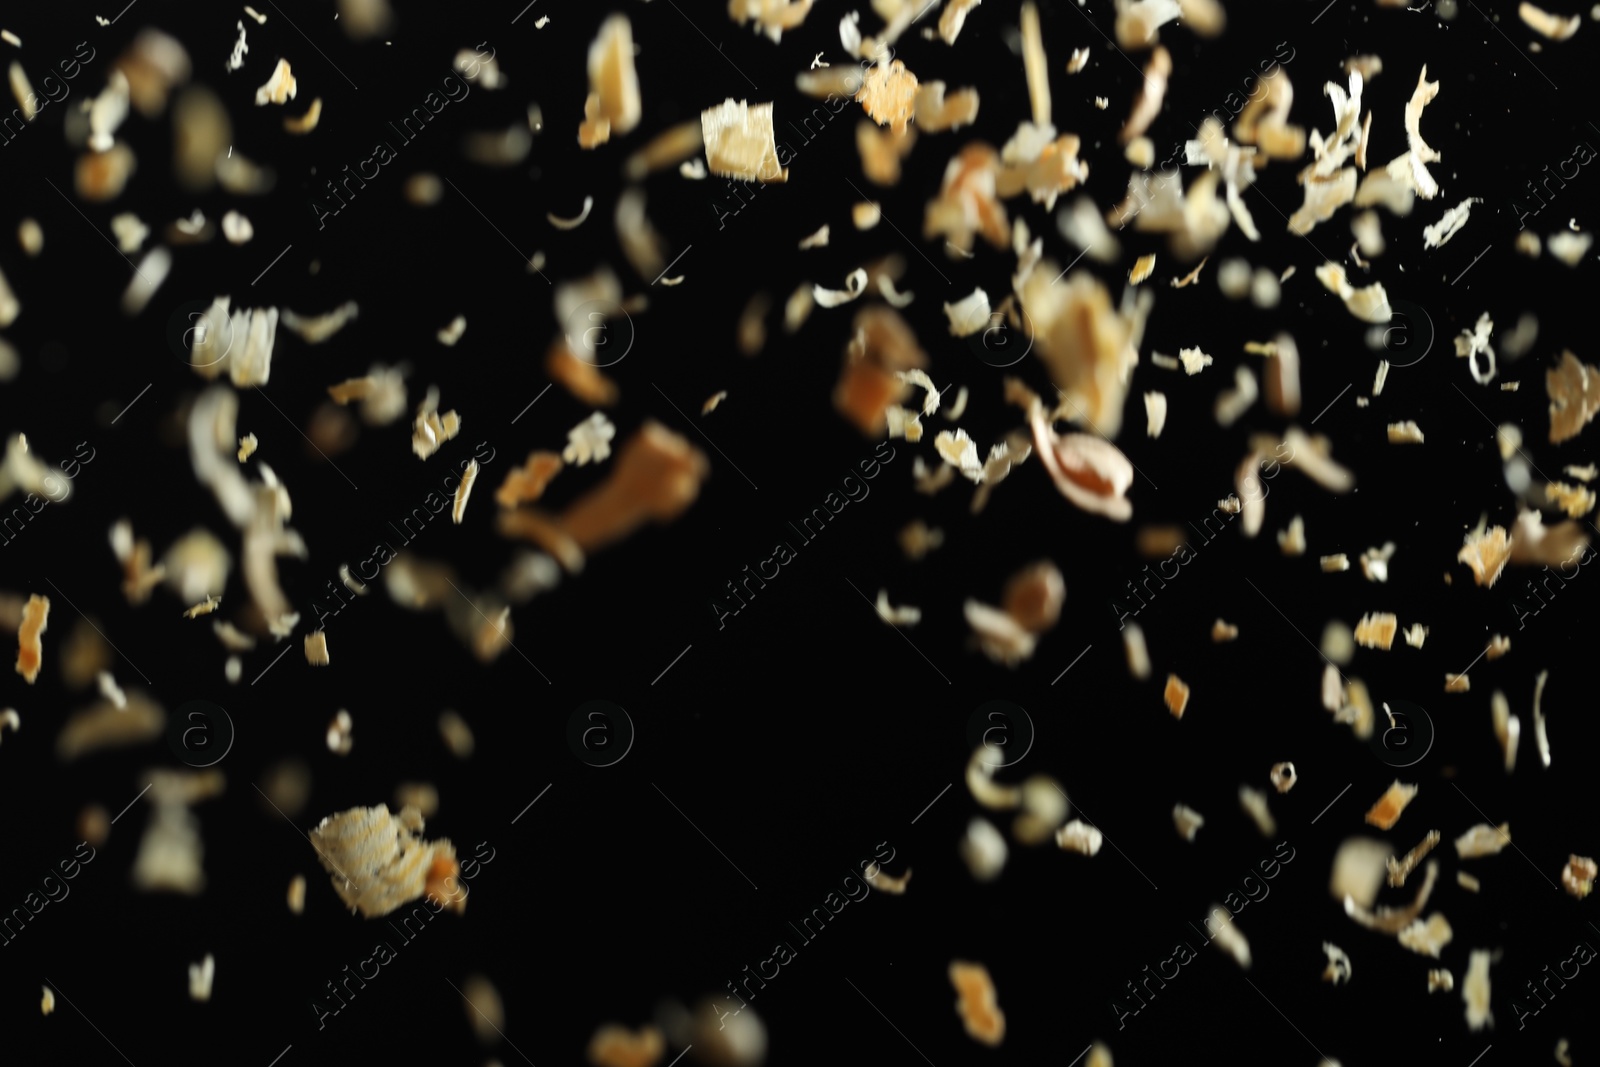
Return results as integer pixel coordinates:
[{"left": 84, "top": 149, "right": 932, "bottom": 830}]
[
  {"left": 949, "top": 961, "right": 1005, "bottom": 1046},
  {"left": 701, "top": 98, "right": 789, "bottom": 182},
  {"left": 1561, "top": 854, "right": 1597, "bottom": 898},
  {"left": 1353, "top": 612, "right": 1397, "bottom": 649},
  {"left": 450, "top": 459, "right": 479, "bottom": 525},
  {"left": 308, "top": 803, "right": 464, "bottom": 918},
  {"left": 1387, "top": 829, "right": 1441, "bottom": 887},
  {"left": 1164, "top": 674, "right": 1190, "bottom": 718},
  {"left": 1056, "top": 819, "right": 1103, "bottom": 855},
  {"left": 857, "top": 59, "right": 918, "bottom": 135},
  {"left": 1456, "top": 525, "right": 1512, "bottom": 587},
  {"left": 1387, "top": 421, "right": 1424, "bottom": 444},
  {"left": 254, "top": 58, "right": 296, "bottom": 106},
  {"left": 1364, "top": 780, "right": 1417, "bottom": 829}
]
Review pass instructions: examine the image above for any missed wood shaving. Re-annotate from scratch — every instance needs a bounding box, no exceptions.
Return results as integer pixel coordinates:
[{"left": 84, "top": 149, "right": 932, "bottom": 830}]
[
  {"left": 188, "top": 954, "right": 215, "bottom": 1001},
  {"left": 1129, "top": 254, "right": 1157, "bottom": 284},
  {"left": 1533, "top": 669, "right": 1551, "bottom": 768},
  {"left": 1387, "top": 421, "right": 1425, "bottom": 444},
  {"left": 1171, "top": 803, "right": 1204, "bottom": 842},
  {"left": 548, "top": 196, "right": 594, "bottom": 230},
  {"left": 288, "top": 875, "right": 306, "bottom": 914},
  {"left": 1239, "top": 785, "right": 1275, "bottom": 837},
  {"left": 1121, "top": 46, "right": 1169, "bottom": 144},
  {"left": 14, "top": 593, "right": 47, "bottom": 684},
  {"left": 461, "top": 974, "right": 504, "bottom": 1042},
  {"left": 451, "top": 459, "right": 478, "bottom": 524},
  {"left": 1564, "top": 463, "right": 1598, "bottom": 481},
  {"left": 1402, "top": 623, "right": 1428, "bottom": 648},
  {"left": 1520, "top": 2, "right": 1582, "bottom": 38},
  {"left": 1212, "top": 618, "right": 1238, "bottom": 642},
  {"left": 1322, "top": 942, "right": 1352, "bottom": 984},
  {"left": 1423, "top": 197, "right": 1481, "bottom": 249},
  {"left": 960, "top": 818, "right": 1008, "bottom": 882},
  {"left": 1164, "top": 674, "right": 1190, "bottom": 718},
  {"left": 1014, "top": 774, "right": 1069, "bottom": 844},
  {"left": 939, "top": 0, "right": 982, "bottom": 44},
  {"left": 40, "top": 985, "right": 53, "bottom": 1015},
  {"left": 1279, "top": 515, "right": 1306, "bottom": 556},
  {"left": 1548, "top": 231, "right": 1593, "bottom": 266},
  {"left": 1388, "top": 830, "right": 1441, "bottom": 887},
  {"left": 1354, "top": 612, "right": 1398, "bottom": 650},
  {"left": 1457, "top": 524, "right": 1512, "bottom": 587},
  {"left": 1428, "top": 968, "right": 1454, "bottom": 992},
  {"left": 580, "top": 16, "right": 641, "bottom": 147},
  {"left": 1445, "top": 672, "right": 1470, "bottom": 693},
  {"left": 1463, "top": 950, "right": 1492, "bottom": 1031},
  {"left": 949, "top": 960, "right": 1005, "bottom": 1045},
  {"left": 284, "top": 97, "right": 322, "bottom": 133},
  {"left": 1561, "top": 855, "right": 1596, "bottom": 898},
  {"left": 588, "top": 1024, "right": 667, "bottom": 1067},
  {"left": 624, "top": 122, "right": 704, "bottom": 181},
  {"left": 1179, "top": 347, "right": 1213, "bottom": 375},
  {"left": 182, "top": 596, "right": 222, "bottom": 620},
  {"left": 326, "top": 709, "right": 353, "bottom": 754},
  {"left": 913, "top": 81, "right": 980, "bottom": 134},
  {"left": 944, "top": 288, "right": 990, "bottom": 337},
  {"left": 1144, "top": 391, "right": 1167, "bottom": 438},
  {"left": 815, "top": 268, "right": 869, "bottom": 308},
  {"left": 498, "top": 422, "right": 707, "bottom": 569},
  {"left": 1216, "top": 366, "right": 1259, "bottom": 428},
  {"left": 1359, "top": 543, "right": 1395, "bottom": 582},
  {"left": 729, "top": 0, "right": 815, "bottom": 43},
  {"left": 1331, "top": 837, "right": 1394, "bottom": 908},
  {"left": 858, "top": 120, "right": 918, "bottom": 186},
  {"left": 1314, "top": 261, "right": 1391, "bottom": 323},
  {"left": 1123, "top": 621, "right": 1152, "bottom": 680},
  {"left": 1209, "top": 907, "right": 1251, "bottom": 968},
  {"left": 1546, "top": 481, "right": 1597, "bottom": 518},
  {"left": 1365, "top": 780, "right": 1417, "bottom": 829},
  {"left": 490, "top": 454, "right": 562, "bottom": 511},
  {"left": 1398, "top": 913, "right": 1454, "bottom": 957},
  {"left": 797, "top": 224, "right": 829, "bottom": 250},
  {"left": 1455, "top": 822, "right": 1511, "bottom": 859},
  {"left": 254, "top": 58, "right": 296, "bottom": 106},
  {"left": 1056, "top": 819, "right": 1103, "bottom": 855},
  {"left": 438, "top": 710, "right": 474, "bottom": 759},
  {"left": 864, "top": 861, "right": 912, "bottom": 894},
  {"left": 308, "top": 803, "right": 465, "bottom": 918},
  {"left": 875, "top": 590, "right": 921, "bottom": 627},
  {"left": 1271, "top": 762, "right": 1297, "bottom": 793},
  {"left": 546, "top": 339, "right": 620, "bottom": 407},
  {"left": 701, "top": 99, "right": 788, "bottom": 182}
]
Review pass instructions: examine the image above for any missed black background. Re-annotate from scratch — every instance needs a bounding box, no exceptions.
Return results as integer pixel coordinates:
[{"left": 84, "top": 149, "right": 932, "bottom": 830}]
[{"left": 1, "top": 0, "right": 1597, "bottom": 1064}]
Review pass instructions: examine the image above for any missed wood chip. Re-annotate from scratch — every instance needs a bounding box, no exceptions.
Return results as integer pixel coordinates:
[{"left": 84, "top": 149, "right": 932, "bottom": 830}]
[
  {"left": 14, "top": 593, "right": 47, "bottom": 683},
  {"left": 308, "top": 803, "right": 464, "bottom": 918},
  {"left": 1164, "top": 674, "right": 1190, "bottom": 718},
  {"left": 949, "top": 961, "right": 1005, "bottom": 1046},
  {"left": 1364, "top": 780, "right": 1417, "bottom": 830}
]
